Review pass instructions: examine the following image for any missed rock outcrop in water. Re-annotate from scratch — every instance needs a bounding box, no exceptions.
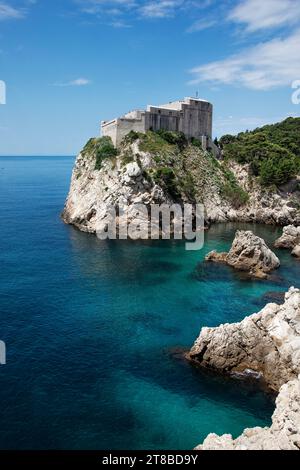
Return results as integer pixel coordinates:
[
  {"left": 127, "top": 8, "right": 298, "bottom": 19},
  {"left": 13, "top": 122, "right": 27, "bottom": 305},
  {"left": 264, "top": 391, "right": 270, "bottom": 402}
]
[
  {"left": 197, "top": 376, "right": 300, "bottom": 450},
  {"left": 205, "top": 230, "right": 280, "bottom": 278},
  {"left": 190, "top": 287, "right": 300, "bottom": 450},
  {"left": 275, "top": 225, "right": 300, "bottom": 259},
  {"left": 275, "top": 225, "right": 300, "bottom": 248},
  {"left": 292, "top": 245, "right": 300, "bottom": 258},
  {"left": 62, "top": 132, "right": 300, "bottom": 233},
  {"left": 189, "top": 287, "right": 300, "bottom": 391}
]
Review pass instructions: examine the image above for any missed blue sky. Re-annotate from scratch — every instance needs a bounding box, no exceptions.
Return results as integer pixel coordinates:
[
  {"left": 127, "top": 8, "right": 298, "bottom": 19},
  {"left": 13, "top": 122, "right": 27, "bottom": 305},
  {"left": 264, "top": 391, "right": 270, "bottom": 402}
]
[{"left": 0, "top": 0, "right": 299, "bottom": 155}]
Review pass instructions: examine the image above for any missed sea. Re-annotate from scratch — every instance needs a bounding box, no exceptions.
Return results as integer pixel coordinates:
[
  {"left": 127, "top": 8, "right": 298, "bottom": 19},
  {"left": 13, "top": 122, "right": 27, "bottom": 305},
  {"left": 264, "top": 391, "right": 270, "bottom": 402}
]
[{"left": 0, "top": 156, "right": 299, "bottom": 450}]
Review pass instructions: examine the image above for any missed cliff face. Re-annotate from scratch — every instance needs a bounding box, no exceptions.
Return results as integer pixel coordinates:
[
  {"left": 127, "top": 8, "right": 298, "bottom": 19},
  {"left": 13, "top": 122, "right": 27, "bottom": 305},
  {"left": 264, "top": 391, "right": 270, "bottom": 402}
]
[
  {"left": 191, "top": 288, "right": 300, "bottom": 450},
  {"left": 189, "top": 287, "right": 300, "bottom": 392},
  {"left": 62, "top": 132, "right": 300, "bottom": 232}
]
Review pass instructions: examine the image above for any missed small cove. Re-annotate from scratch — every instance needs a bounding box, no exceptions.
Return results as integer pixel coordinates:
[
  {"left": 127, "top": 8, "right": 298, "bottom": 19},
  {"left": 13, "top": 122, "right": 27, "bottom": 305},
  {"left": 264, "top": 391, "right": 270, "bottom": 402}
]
[{"left": 0, "top": 156, "right": 298, "bottom": 449}]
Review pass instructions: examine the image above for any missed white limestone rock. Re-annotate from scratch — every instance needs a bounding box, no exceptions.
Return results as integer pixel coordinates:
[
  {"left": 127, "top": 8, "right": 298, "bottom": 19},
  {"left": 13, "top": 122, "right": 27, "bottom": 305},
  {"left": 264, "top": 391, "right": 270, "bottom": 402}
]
[
  {"left": 189, "top": 287, "right": 300, "bottom": 392},
  {"left": 217, "top": 161, "right": 300, "bottom": 227},
  {"left": 275, "top": 225, "right": 300, "bottom": 249},
  {"left": 62, "top": 139, "right": 300, "bottom": 233},
  {"left": 62, "top": 143, "right": 169, "bottom": 234},
  {"left": 206, "top": 230, "right": 280, "bottom": 278},
  {"left": 191, "top": 288, "right": 300, "bottom": 450},
  {"left": 292, "top": 245, "right": 300, "bottom": 258}
]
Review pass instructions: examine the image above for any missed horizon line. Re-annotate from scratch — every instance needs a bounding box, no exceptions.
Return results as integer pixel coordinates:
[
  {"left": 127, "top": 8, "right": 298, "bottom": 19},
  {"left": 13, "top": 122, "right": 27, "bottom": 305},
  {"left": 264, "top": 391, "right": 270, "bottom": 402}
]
[{"left": 0, "top": 155, "right": 76, "bottom": 157}]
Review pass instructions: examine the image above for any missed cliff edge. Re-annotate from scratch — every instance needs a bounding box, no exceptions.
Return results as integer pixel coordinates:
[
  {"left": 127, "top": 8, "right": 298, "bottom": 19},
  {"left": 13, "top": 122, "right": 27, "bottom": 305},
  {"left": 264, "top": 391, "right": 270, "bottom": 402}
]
[{"left": 62, "top": 130, "right": 300, "bottom": 231}]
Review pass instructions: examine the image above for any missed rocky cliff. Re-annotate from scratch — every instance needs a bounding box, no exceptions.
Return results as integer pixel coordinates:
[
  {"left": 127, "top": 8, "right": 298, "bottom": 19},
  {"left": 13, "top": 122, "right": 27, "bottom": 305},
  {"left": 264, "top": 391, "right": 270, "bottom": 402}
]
[
  {"left": 62, "top": 131, "right": 300, "bottom": 232},
  {"left": 189, "top": 287, "right": 300, "bottom": 392},
  {"left": 189, "top": 287, "right": 300, "bottom": 450}
]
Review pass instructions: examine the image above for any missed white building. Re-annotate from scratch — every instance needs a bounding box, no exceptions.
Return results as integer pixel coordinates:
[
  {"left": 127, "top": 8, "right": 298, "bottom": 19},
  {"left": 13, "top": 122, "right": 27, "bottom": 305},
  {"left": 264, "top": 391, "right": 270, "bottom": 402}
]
[{"left": 101, "top": 97, "right": 217, "bottom": 153}]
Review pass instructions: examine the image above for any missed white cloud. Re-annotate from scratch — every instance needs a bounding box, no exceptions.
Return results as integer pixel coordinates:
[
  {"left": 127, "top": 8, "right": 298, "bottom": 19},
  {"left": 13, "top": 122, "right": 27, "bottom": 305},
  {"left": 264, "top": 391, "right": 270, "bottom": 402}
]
[
  {"left": 0, "top": 2, "right": 25, "bottom": 20},
  {"left": 229, "top": 0, "right": 300, "bottom": 33},
  {"left": 189, "top": 29, "right": 300, "bottom": 90},
  {"left": 187, "top": 18, "right": 216, "bottom": 33},
  {"left": 139, "top": 1, "right": 182, "bottom": 18},
  {"left": 77, "top": 0, "right": 190, "bottom": 21},
  {"left": 110, "top": 20, "right": 132, "bottom": 27},
  {"left": 53, "top": 78, "right": 92, "bottom": 87}
]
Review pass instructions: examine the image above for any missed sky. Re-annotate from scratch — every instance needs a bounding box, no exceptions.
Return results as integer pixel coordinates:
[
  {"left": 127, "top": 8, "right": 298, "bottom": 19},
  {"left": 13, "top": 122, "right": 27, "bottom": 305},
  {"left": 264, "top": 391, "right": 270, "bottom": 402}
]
[{"left": 0, "top": 0, "right": 299, "bottom": 155}]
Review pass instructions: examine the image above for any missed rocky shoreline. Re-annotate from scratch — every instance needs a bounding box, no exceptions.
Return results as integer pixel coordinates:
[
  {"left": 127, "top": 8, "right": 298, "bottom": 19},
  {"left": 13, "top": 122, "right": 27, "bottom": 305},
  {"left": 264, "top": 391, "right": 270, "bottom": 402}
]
[
  {"left": 275, "top": 225, "right": 300, "bottom": 259},
  {"left": 188, "top": 287, "right": 300, "bottom": 449}
]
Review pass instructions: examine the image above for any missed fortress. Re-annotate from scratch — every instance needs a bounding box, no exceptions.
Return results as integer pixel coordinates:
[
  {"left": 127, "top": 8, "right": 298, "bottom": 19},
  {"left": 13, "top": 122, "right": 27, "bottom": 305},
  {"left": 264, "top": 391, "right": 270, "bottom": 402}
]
[{"left": 101, "top": 97, "right": 217, "bottom": 154}]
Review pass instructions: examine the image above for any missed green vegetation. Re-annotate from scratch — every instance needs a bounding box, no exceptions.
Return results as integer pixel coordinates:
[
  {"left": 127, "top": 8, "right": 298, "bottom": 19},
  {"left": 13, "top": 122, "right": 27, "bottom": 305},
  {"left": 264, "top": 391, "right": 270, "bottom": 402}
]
[
  {"left": 82, "top": 137, "right": 119, "bottom": 170},
  {"left": 94, "top": 137, "right": 119, "bottom": 170},
  {"left": 138, "top": 130, "right": 189, "bottom": 154},
  {"left": 122, "top": 130, "right": 140, "bottom": 145},
  {"left": 180, "top": 173, "right": 196, "bottom": 199},
  {"left": 138, "top": 131, "right": 176, "bottom": 155},
  {"left": 138, "top": 132, "right": 197, "bottom": 199},
  {"left": 190, "top": 137, "right": 202, "bottom": 148},
  {"left": 120, "top": 150, "right": 134, "bottom": 167},
  {"left": 220, "top": 117, "right": 300, "bottom": 187},
  {"left": 220, "top": 168, "right": 249, "bottom": 208},
  {"left": 259, "top": 152, "right": 298, "bottom": 186},
  {"left": 152, "top": 167, "right": 180, "bottom": 199},
  {"left": 155, "top": 130, "right": 187, "bottom": 150}
]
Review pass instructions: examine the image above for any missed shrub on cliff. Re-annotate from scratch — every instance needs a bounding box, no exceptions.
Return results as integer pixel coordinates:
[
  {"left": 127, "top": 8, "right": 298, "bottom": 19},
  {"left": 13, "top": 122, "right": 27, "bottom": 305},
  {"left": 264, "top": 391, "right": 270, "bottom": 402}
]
[
  {"left": 220, "top": 168, "right": 249, "bottom": 209},
  {"left": 155, "top": 130, "right": 187, "bottom": 150},
  {"left": 82, "top": 137, "right": 119, "bottom": 170},
  {"left": 94, "top": 137, "right": 119, "bottom": 170},
  {"left": 152, "top": 166, "right": 180, "bottom": 199}
]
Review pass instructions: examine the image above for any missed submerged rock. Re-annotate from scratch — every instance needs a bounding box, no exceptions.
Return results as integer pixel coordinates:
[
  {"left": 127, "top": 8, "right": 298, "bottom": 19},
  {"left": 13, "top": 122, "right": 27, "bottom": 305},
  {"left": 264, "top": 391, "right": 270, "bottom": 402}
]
[
  {"left": 197, "top": 375, "right": 300, "bottom": 450},
  {"left": 205, "top": 230, "right": 280, "bottom": 278},
  {"left": 259, "top": 291, "right": 285, "bottom": 304}
]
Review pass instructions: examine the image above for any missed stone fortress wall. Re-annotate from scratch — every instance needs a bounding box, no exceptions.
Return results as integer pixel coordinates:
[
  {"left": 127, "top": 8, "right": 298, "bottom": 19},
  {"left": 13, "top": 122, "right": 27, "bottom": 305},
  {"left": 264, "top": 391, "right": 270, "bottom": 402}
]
[{"left": 101, "top": 97, "right": 218, "bottom": 155}]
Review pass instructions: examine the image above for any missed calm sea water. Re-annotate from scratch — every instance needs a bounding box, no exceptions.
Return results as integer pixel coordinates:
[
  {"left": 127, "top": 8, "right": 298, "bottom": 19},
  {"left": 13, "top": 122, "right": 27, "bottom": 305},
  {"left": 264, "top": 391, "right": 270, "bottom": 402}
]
[{"left": 0, "top": 156, "right": 299, "bottom": 450}]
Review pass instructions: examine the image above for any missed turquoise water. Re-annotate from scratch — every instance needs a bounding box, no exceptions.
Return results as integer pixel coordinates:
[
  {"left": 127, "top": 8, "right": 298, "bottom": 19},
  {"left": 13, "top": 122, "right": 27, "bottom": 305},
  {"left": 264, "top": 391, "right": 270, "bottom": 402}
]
[{"left": 0, "top": 156, "right": 299, "bottom": 450}]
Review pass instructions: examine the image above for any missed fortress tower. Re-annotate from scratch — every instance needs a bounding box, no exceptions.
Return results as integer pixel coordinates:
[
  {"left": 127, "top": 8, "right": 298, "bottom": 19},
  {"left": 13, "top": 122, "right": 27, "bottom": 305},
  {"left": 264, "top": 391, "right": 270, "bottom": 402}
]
[{"left": 101, "top": 97, "right": 217, "bottom": 154}]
